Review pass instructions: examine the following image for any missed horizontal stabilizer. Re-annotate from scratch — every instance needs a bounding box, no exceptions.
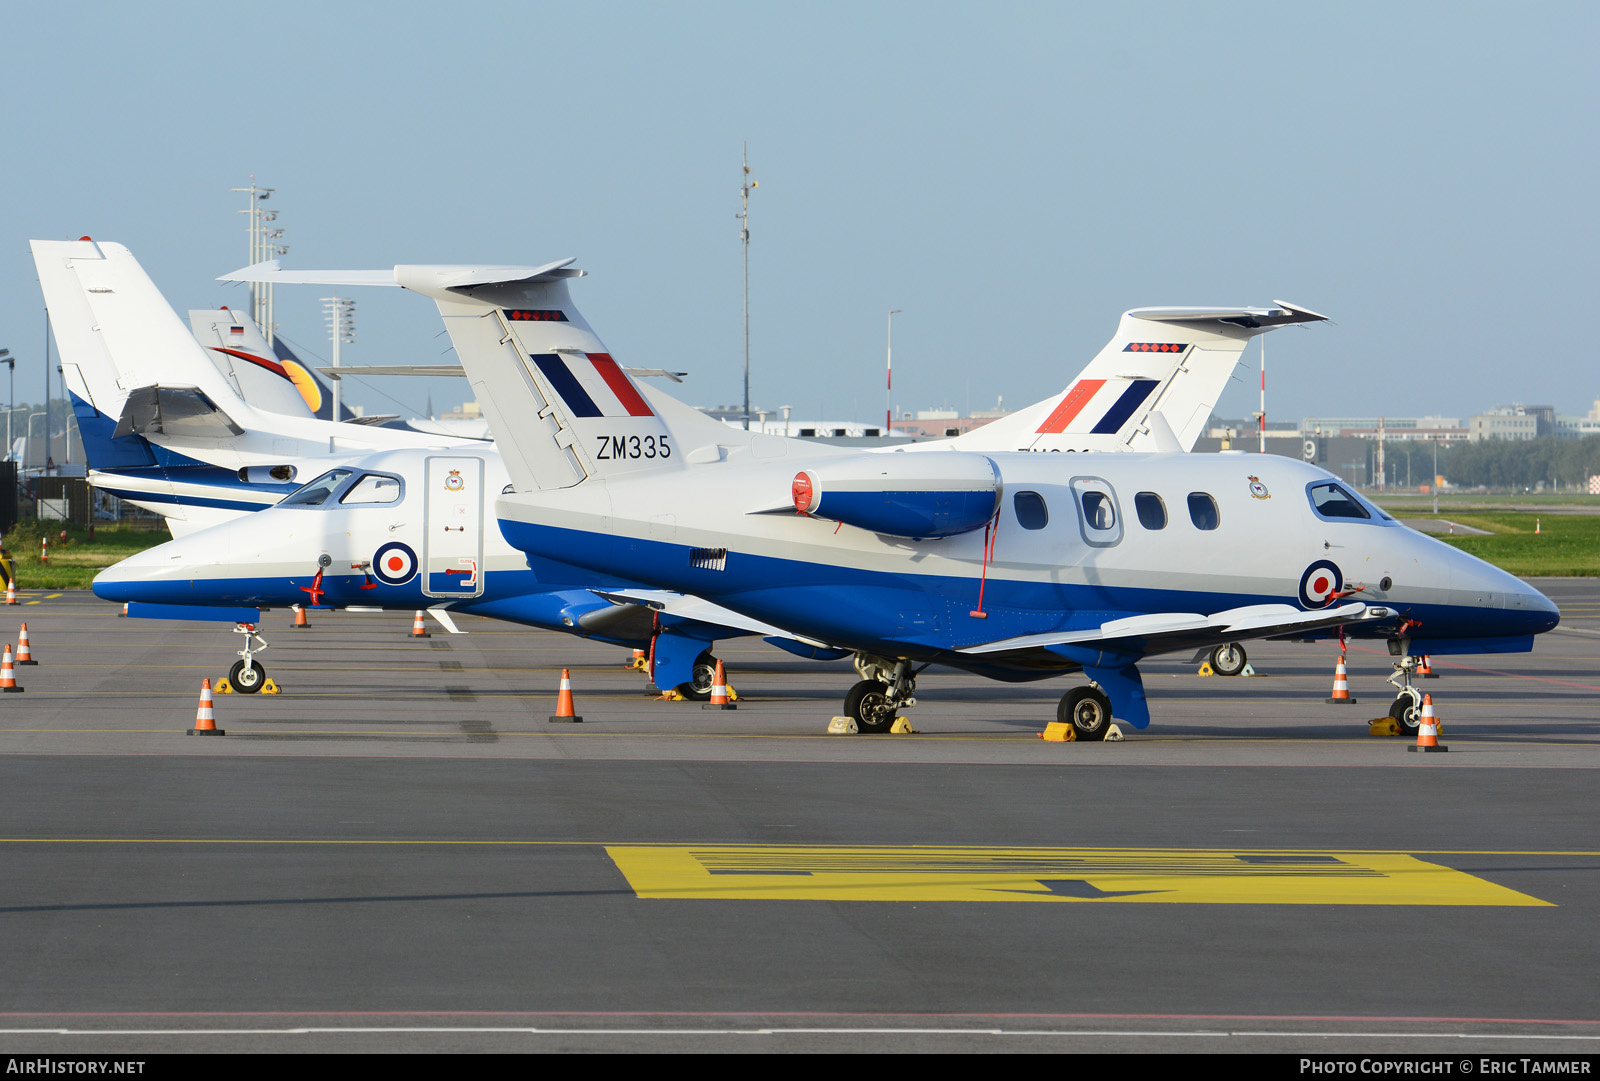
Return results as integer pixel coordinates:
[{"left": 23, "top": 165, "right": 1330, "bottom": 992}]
[
  {"left": 219, "top": 258, "right": 583, "bottom": 293},
  {"left": 1131, "top": 301, "right": 1328, "bottom": 327},
  {"left": 316, "top": 365, "right": 467, "bottom": 379},
  {"left": 113, "top": 386, "right": 244, "bottom": 440}
]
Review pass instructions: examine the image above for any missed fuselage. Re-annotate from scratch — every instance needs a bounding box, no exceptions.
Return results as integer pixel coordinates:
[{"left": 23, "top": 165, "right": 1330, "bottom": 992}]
[
  {"left": 92, "top": 448, "right": 702, "bottom": 653},
  {"left": 489, "top": 449, "right": 1558, "bottom": 678}
]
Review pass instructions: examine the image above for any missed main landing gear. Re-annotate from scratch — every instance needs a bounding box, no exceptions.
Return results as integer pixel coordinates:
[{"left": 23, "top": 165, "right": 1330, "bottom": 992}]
[
  {"left": 843, "top": 654, "right": 919, "bottom": 733},
  {"left": 1058, "top": 684, "right": 1114, "bottom": 741},
  {"left": 1209, "top": 642, "right": 1248, "bottom": 677},
  {"left": 676, "top": 650, "right": 719, "bottom": 702},
  {"left": 228, "top": 622, "right": 270, "bottom": 695},
  {"left": 1386, "top": 648, "right": 1423, "bottom": 734}
]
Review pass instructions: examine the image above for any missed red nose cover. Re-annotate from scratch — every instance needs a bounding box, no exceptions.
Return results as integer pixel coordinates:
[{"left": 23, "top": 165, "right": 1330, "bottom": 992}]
[{"left": 792, "top": 472, "right": 814, "bottom": 515}]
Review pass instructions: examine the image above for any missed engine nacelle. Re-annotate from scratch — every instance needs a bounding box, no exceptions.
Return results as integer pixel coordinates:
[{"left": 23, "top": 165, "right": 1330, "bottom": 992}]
[
  {"left": 792, "top": 453, "right": 1001, "bottom": 539},
  {"left": 237, "top": 465, "right": 299, "bottom": 485}
]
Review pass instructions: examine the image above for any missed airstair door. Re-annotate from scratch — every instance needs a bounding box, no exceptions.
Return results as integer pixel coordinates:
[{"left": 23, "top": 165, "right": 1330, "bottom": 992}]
[{"left": 423, "top": 456, "right": 485, "bottom": 598}]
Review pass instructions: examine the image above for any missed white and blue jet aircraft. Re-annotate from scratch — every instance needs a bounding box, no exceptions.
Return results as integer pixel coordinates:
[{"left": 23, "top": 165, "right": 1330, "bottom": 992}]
[
  {"left": 85, "top": 247, "right": 1327, "bottom": 699},
  {"left": 187, "top": 254, "right": 1558, "bottom": 737}
]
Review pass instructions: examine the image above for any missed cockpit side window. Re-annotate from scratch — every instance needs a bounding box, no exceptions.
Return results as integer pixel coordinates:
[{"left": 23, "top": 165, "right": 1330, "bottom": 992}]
[
  {"left": 340, "top": 473, "right": 404, "bottom": 506},
  {"left": 279, "top": 469, "right": 353, "bottom": 507},
  {"left": 1308, "top": 481, "right": 1371, "bottom": 521}
]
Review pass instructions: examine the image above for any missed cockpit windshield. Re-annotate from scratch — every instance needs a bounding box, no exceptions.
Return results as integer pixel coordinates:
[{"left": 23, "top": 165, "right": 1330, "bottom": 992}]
[
  {"left": 1308, "top": 481, "right": 1393, "bottom": 523},
  {"left": 279, "top": 469, "right": 353, "bottom": 507},
  {"left": 340, "top": 473, "right": 403, "bottom": 505}
]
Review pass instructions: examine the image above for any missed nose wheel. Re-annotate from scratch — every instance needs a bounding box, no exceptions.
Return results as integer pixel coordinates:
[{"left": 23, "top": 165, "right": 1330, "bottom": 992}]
[
  {"left": 228, "top": 622, "right": 269, "bottom": 695},
  {"left": 1386, "top": 648, "right": 1423, "bottom": 733}
]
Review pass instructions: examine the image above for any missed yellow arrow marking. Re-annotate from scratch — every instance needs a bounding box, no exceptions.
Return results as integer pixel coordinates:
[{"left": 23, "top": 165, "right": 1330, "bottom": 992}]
[{"left": 605, "top": 844, "right": 1551, "bottom": 905}]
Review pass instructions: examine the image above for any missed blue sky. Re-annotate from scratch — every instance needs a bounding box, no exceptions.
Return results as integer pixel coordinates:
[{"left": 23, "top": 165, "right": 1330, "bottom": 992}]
[{"left": 2, "top": 1, "right": 1595, "bottom": 426}]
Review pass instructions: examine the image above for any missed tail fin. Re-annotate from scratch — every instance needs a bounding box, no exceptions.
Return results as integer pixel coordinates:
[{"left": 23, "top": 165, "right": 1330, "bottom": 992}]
[
  {"left": 222, "top": 259, "right": 745, "bottom": 493},
  {"left": 188, "top": 308, "right": 325, "bottom": 420},
  {"left": 33, "top": 240, "right": 271, "bottom": 428},
  {"left": 950, "top": 303, "right": 1326, "bottom": 453}
]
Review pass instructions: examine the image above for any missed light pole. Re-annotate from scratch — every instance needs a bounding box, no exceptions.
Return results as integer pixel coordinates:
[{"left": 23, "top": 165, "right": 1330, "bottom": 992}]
[
  {"left": 1432, "top": 437, "right": 1440, "bottom": 515},
  {"left": 1258, "top": 333, "right": 1266, "bottom": 453},
  {"left": 27, "top": 412, "right": 45, "bottom": 467},
  {"left": 0, "top": 349, "right": 11, "bottom": 461},
  {"left": 885, "top": 309, "right": 902, "bottom": 434},
  {"left": 322, "top": 295, "right": 356, "bottom": 448},
  {"left": 738, "top": 146, "right": 757, "bottom": 429}
]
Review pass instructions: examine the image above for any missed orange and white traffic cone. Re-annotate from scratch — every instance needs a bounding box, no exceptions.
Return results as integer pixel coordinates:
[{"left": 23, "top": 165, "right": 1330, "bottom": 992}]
[
  {"left": 1535, "top": 517, "right": 1541, "bottom": 535},
  {"left": 5, "top": 581, "right": 16, "bottom": 605},
  {"left": 627, "top": 648, "right": 647, "bottom": 671},
  {"left": 1407, "top": 693, "right": 1446, "bottom": 753},
  {"left": 1419, "top": 654, "right": 1437, "bottom": 679},
  {"left": 702, "top": 659, "right": 737, "bottom": 711},
  {"left": 187, "top": 678, "right": 225, "bottom": 736},
  {"left": 118, "top": 602, "right": 127, "bottom": 617},
  {"left": 0, "top": 645, "right": 22, "bottom": 693},
  {"left": 549, "top": 668, "right": 583, "bottom": 723},
  {"left": 1326, "top": 653, "right": 1357, "bottom": 704},
  {"left": 292, "top": 605, "right": 310, "bottom": 629},
  {"left": 15, "top": 624, "right": 36, "bottom": 666},
  {"left": 410, "top": 610, "right": 430, "bottom": 639}
]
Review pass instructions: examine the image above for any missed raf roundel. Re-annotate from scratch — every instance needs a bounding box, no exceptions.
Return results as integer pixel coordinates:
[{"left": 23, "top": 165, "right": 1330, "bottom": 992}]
[
  {"left": 1298, "top": 559, "right": 1344, "bottom": 609},
  {"left": 372, "top": 541, "right": 419, "bottom": 587}
]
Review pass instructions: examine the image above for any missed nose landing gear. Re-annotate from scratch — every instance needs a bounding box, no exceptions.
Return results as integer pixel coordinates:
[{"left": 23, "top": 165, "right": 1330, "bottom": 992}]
[
  {"left": 228, "top": 622, "right": 270, "bottom": 695},
  {"left": 1386, "top": 651, "right": 1423, "bottom": 733}
]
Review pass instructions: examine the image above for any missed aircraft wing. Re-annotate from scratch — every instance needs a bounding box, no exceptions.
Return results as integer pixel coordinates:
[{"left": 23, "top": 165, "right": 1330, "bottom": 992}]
[
  {"left": 590, "top": 588, "right": 836, "bottom": 647},
  {"left": 959, "top": 602, "right": 1392, "bottom": 660}
]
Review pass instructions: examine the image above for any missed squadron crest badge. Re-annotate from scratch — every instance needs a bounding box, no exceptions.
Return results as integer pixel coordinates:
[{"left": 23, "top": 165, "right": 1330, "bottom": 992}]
[
  {"left": 1248, "top": 475, "right": 1270, "bottom": 500},
  {"left": 444, "top": 469, "right": 465, "bottom": 492}
]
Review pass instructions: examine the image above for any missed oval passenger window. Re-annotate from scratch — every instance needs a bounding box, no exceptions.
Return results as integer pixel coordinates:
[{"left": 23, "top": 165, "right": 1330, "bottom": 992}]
[
  {"left": 1014, "top": 491, "right": 1048, "bottom": 530},
  {"left": 1135, "top": 492, "right": 1167, "bottom": 530}
]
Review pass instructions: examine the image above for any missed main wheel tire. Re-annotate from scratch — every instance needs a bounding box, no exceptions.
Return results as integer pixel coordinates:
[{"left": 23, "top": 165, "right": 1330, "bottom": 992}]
[
  {"left": 844, "top": 679, "right": 897, "bottom": 734},
  {"left": 1389, "top": 693, "right": 1421, "bottom": 733},
  {"left": 229, "top": 658, "right": 264, "bottom": 695},
  {"left": 1058, "top": 686, "right": 1113, "bottom": 741},
  {"left": 675, "top": 651, "right": 718, "bottom": 702},
  {"left": 1210, "top": 642, "right": 1248, "bottom": 677}
]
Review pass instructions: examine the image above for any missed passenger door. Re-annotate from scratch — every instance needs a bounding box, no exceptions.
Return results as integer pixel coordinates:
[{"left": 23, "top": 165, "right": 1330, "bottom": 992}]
[{"left": 423, "top": 456, "right": 485, "bottom": 598}]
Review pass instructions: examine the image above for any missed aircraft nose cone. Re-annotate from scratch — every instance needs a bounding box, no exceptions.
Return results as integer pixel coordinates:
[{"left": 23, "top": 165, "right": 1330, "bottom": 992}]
[{"left": 1525, "top": 585, "right": 1561, "bottom": 633}]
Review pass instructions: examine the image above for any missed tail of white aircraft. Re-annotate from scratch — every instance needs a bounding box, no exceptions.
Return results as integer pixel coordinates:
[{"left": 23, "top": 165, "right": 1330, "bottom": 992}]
[
  {"left": 35, "top": 240, "right": 470, "bottom": 534},
  {"left": 222, "top": 258, "right": 750, "bottom": 495},
  {"left": 188, "top": 307, "right": 326, "bottom": 420},
  {"left": 947, "top": 303, "right": 1326, "bottom": 454}
]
